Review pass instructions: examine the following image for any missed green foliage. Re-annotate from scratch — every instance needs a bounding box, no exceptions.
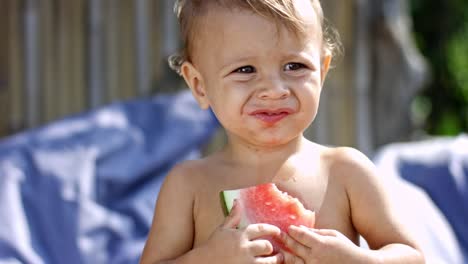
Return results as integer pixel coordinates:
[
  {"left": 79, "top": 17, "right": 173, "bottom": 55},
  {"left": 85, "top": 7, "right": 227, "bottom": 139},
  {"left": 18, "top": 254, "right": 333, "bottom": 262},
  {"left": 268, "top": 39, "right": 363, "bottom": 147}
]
[
  {"left": 447, "top": 26, "right": 468, "bottom": 102},
  {"left": 410, "top": 0, "right": 468, "bottom": 135}
]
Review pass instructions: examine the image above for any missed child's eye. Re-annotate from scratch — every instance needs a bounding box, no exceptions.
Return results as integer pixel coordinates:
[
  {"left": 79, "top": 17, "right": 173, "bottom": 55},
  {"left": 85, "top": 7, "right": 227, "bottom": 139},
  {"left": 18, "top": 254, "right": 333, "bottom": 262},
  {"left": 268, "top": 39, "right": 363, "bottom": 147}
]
[
  {"left": 284, "top": 63, "right": 307, "bottom": 71},
  {"left": 233, "top": 66, "right": 256, "bottom": 74}
]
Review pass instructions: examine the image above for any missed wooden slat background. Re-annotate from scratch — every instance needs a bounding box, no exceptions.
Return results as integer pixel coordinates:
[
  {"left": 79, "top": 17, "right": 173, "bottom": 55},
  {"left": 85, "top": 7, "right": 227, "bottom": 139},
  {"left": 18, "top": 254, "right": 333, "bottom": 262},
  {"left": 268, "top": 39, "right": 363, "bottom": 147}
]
[
  {"left": 308, "top": 1, "right": 358, "bottom": 148},
  {"left": 1, "top": 0, "right": 179, "bottom": 136},
  {"left": 2, "top": 0, "right": 420, "bottom": 154},
  {"left": 0, "top": 0, "right": 9, "bottom": 137}
]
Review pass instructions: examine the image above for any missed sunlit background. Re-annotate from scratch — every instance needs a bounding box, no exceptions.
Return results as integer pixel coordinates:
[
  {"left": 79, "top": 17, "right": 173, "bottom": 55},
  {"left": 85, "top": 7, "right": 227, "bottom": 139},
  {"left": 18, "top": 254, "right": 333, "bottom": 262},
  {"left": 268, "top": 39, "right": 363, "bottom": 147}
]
[
  {"left": 0, "top": 0, "right": 467, "bottom": 263},
  {"left": 1, "top": 1, "right": 467, "bottom": 149},
  {"left": 0, "top": 0, "right": 468, "bottom": 153}
]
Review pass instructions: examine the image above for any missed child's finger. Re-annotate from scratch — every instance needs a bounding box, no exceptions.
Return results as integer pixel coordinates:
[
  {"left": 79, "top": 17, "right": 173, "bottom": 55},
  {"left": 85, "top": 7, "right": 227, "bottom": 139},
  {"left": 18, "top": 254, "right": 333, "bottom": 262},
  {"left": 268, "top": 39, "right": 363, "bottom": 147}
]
[
  {"left": 280, "top": 231, "right": 309, "bottom": 258},
  {"left": 311, "top": 228, "right": 352, "bottom": 244},
  {"left": 310, "top": 228, "right": 339, "bottom": 237},
  {"left": 245, "top": 223, "right": 281, "bottom": 240},
  {"left": 287, "top": 225, "right": 320, "bottom": 248},
  {"left": 255, "top": 252, "right": 284, "bottom": 264},
  {"left": 222, "top": 199, "right": 242, "bottom": 228},
  {"left": 248, "top": 239, "right": 274, "bottom": 256},
  {"left": 281, "top": 250, "right": 305, "bottom": 264}
]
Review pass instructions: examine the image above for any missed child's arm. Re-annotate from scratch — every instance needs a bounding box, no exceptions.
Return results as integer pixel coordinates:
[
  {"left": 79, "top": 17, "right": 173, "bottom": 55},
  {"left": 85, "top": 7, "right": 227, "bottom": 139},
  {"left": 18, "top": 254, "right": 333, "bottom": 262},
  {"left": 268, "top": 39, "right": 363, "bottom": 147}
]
[
  {"left": 139, "top": 163, "right": 284, "bottom": 264},
  {"left": 139, "top": 164, "right": 198, "bottom": 263},
  {"left": 280, "top": 147, "right": 425, "bottom": 264}
]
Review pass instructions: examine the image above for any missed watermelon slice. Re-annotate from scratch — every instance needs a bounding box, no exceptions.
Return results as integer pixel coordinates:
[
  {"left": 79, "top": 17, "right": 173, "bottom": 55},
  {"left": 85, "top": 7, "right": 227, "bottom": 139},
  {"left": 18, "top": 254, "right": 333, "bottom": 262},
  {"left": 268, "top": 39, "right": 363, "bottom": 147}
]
[{"left": 220, "top": 183, "right": 315, "bottom": 252}]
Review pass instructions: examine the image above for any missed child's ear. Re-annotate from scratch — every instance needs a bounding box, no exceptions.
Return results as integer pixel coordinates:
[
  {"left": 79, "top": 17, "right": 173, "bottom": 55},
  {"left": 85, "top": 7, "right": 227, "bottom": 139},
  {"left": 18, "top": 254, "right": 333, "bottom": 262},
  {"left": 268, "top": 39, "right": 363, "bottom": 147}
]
[
  {"left": 180, "top": 61, "right": 210, "bottom": 109},
  {"left": 320, "top": 52, "right": 332, "bottom": 86}
]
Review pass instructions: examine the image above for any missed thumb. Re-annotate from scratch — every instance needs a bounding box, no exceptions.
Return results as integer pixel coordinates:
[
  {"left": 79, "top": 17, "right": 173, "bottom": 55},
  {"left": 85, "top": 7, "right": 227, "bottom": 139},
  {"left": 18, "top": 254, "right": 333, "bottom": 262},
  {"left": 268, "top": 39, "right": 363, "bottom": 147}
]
[{"left": 222, "top": 199, "right": 242, "bottom": 229}]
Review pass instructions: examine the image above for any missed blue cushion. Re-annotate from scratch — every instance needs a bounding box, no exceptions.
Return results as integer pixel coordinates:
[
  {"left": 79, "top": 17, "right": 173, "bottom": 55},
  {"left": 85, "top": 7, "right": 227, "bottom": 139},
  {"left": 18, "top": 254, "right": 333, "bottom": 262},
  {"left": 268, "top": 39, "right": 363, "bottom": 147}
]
[{"left": 0, "top": 91, "right": 219, "bottom": 264}]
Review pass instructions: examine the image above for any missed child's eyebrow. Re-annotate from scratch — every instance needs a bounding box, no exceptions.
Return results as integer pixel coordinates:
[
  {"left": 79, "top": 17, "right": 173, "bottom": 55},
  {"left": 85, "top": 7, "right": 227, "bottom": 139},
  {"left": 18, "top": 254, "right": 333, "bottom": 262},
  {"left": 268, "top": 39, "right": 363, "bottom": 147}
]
[{"left": 284, "top": 50, "right": 319, "bottom": 61}]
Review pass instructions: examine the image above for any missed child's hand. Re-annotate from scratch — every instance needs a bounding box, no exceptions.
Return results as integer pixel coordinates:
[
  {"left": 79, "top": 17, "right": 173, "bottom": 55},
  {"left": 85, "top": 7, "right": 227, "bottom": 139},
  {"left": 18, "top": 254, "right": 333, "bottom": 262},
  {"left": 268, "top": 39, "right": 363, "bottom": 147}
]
[
  {"left": 202, "top": 200, "right": 284, "bottom": 264},
  {"left": 281, "top": 226, "right": 358, "bottom": 264}
]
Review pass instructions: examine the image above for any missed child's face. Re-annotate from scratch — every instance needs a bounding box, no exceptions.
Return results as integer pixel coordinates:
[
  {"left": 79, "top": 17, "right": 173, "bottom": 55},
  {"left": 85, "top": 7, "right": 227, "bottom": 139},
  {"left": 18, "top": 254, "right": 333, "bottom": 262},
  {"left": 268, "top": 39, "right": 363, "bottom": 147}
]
[{"left": 182, "top": 1, "right": 331, "bottom": 147}]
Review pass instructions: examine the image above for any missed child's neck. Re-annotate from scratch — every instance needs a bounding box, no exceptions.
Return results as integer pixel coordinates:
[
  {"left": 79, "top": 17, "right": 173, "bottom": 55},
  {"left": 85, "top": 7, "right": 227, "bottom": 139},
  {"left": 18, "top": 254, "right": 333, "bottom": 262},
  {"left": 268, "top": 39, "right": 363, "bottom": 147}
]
[
  {"left": 223, "top": 134, "right": 306, "bottom": 167},
  {"left": 221, "top": 135, "right": 313, "bottom": 184}
]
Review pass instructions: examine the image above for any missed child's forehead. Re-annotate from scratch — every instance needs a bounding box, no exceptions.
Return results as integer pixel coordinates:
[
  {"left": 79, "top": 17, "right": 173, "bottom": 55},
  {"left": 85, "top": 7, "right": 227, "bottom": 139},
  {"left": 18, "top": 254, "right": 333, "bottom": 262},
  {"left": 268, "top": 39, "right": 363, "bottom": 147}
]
[
  {"left": 195, "top": 1, "right": 317, "bottom": 27},
  {"left": 192, "top": 2, "right": 321, "bottom": 40},
  {"left": 189, "top": 7, "right": 322, "bottom": 65},
  {"left": 183, "top": 0, "right": 325, "bottom": 64}
]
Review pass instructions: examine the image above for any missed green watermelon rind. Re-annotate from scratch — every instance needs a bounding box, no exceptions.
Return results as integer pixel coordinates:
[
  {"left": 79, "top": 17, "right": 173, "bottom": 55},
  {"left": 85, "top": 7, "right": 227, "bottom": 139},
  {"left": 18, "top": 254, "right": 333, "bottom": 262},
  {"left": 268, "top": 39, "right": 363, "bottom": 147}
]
[
  {"left": 220, "top": 189, "right": 239, "bottom": 216},
  {"left": 220, "top": 189, "right": 250, "bottom": 228}
]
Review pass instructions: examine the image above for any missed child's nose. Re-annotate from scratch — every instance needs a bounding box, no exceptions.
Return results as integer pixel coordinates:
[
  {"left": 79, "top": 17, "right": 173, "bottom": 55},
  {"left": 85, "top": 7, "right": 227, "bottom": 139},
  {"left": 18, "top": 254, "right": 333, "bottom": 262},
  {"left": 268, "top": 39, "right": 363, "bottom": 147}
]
[{"left": 256, "top": 78, "right": 291, "bottom": 100}]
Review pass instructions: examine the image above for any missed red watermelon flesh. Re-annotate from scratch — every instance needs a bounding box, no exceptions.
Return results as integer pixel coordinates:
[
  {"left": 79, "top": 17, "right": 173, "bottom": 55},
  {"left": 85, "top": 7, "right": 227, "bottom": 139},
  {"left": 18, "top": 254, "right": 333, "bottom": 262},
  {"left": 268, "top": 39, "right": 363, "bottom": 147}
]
[{"left": 220, "top": 183, "right": 315, "bottom": 252}]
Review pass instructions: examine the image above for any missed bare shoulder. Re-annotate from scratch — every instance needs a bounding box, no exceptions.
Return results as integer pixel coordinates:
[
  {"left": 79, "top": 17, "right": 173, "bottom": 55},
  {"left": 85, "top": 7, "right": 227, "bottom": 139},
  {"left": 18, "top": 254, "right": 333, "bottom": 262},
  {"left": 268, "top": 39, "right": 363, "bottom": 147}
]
[
  {"left": 320, "top": 146, "right": 421, "bottom": 250},
  {"left": 164, "top": 155, "right": 218, "bottom": 190},
  {"left": 320, "top": 146, "right": 377, "bottom": 183},
  {"left": 320, "top": 146, "right": 383, "bottom": 208},
  {"left": 139, "top": 157, "right": 217, "bottom": 263}
]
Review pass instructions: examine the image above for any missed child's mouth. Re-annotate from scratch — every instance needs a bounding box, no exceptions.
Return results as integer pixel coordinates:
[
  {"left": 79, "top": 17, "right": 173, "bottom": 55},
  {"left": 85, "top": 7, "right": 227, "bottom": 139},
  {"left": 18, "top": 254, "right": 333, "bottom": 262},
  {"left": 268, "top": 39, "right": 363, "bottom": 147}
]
[{"left": 249, "top": 109, "right": 293, "bottom": 124}]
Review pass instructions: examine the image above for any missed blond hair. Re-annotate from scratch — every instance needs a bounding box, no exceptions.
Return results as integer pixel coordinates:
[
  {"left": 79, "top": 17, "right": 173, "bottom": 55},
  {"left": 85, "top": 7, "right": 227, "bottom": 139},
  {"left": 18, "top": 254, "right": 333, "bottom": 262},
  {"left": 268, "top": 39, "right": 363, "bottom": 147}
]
[{"left": 169, "top": 0, "right": 340, "bottom": 74}]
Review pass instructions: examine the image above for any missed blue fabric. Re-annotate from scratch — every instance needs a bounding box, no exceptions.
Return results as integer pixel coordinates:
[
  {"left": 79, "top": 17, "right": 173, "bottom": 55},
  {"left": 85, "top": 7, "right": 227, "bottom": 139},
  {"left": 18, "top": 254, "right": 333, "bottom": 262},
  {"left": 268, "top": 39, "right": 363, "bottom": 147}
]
[
  {"left": 397, "top": 137, "right": 468, "bottom": 262},
  {"left": 0, "top": 91, "right": 219, "bottom": 264},
  {"left": 374, "top": 135, "right": 468, "bottom": 263}
]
